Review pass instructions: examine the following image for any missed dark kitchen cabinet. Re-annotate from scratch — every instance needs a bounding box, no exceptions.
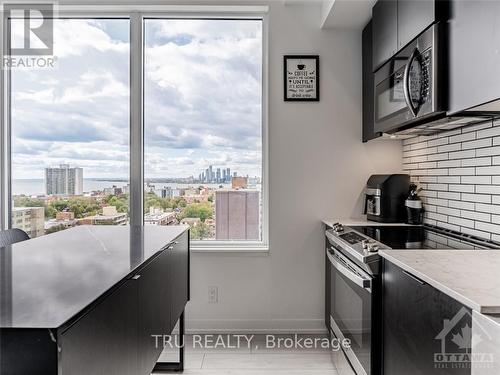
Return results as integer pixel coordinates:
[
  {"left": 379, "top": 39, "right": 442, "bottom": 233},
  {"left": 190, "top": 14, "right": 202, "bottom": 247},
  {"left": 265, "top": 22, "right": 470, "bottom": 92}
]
[
  {"left": 59, "top": 232, "right": 190, "bottom": 375},
  {"left": 362, "top": 20, "right": 380, "bottom": 142},
  {"left": 138, "top": 230, "right": 189, "bottom": 374},
  {"left": 372, "top": 0, "right": 398, "bottom": 70},
  {"left": 448, "top": 0, "right": 500, "bottom": 115},
  {"left": 397, "top": 0, "right": 436, "bottom": 49},
  {"left": 0, "top": 227, "right": 190, "bottom": 375},
  {"left": 372, "top": 0, "right": 447, "bottom": 71},
  {"left": 170, "top": 230, "right": 189, "bottom": 329},
  {"left": 137, "top": 250, "right": 172, "bottom": 375},
  {"left": 60, "top": 280, "right": 139, "bottom": 375},
  {"left": 382, "top": 259, "right": 471, "bottom": 375}
]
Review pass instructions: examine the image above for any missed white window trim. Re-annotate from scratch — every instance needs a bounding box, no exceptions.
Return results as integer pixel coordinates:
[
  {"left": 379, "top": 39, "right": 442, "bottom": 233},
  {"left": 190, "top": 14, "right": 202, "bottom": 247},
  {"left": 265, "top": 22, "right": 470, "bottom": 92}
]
[{"left": 0, "top": 5, "right": 270, "bottom": 253}]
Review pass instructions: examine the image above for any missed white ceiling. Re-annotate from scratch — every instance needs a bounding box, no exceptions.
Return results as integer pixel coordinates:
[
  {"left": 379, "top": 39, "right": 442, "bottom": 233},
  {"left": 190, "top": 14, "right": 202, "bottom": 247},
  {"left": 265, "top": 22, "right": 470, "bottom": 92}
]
[
  {"left": 284, "top": 0, "right": 375, "bottom": 30},
  {"left": 321, "top": 0, "right": 376, "bottom": 29}
]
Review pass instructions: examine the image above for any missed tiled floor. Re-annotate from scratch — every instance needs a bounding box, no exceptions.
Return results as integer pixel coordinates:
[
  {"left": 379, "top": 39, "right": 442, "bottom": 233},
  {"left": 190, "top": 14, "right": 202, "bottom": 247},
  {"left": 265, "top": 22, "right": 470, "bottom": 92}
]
[{"left": 158, "top": 334, "right": 338, "bottom": 375}]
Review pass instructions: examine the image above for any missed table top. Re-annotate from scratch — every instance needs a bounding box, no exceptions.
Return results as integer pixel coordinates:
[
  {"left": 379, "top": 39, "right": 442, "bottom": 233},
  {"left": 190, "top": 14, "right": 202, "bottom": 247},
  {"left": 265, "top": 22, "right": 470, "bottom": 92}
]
[{"left": 0, "top": 225, "right": 188, "bottom": 329}]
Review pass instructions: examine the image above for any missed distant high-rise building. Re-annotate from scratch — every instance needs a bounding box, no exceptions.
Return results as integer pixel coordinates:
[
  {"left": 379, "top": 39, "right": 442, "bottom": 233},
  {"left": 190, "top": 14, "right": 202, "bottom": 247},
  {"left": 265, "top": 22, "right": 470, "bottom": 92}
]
[
  {"left": 205, "top": 168, "right": 210, "bottom": 183},
  {"left": 226, "top": 168, "right": 231, "bottom": 182},
  {"left": 45, "top": 164, "right": 83, "bottom": 195},
  {"left": 12, "top": 207, "right": 45, "bottom": 238},
  {"left": 216, "top": 168, "right": 221, "bottom": 183},
  {"left": 208, "top": 165, "right": 213, "bottom": 182},
  {"left": 222, "top": 169, "right": 226, "bottom": 182},
  {"left": 215, "top": 190, "right": 260, "bottom": 240}
]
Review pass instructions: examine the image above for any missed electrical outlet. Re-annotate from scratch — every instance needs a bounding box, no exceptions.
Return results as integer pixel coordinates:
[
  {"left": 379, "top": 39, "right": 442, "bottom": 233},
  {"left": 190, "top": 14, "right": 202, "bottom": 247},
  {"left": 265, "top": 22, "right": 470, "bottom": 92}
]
[{"left": 208, "top": 286, "right": 218, "bottom": 303}]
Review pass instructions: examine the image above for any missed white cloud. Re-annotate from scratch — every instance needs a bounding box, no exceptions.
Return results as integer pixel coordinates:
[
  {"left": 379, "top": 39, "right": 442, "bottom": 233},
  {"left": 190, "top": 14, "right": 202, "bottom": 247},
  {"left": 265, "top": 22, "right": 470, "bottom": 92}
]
[{"left": 11, "top": 18, "right": 263, "bottom": 181}]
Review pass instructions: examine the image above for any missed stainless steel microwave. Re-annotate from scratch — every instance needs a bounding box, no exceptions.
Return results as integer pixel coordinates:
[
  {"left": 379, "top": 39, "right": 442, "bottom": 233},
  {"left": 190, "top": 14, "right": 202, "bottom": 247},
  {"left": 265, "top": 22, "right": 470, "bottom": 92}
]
[{"left": 374, "top": 23, "right": 445, "bottom": 134}]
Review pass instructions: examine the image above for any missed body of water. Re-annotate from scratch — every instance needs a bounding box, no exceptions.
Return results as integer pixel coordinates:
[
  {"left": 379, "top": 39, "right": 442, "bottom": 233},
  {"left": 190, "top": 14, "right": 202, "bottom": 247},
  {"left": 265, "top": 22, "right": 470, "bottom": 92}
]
[{"left": 12, "top": 179, "right": 231, "bottom": 196}]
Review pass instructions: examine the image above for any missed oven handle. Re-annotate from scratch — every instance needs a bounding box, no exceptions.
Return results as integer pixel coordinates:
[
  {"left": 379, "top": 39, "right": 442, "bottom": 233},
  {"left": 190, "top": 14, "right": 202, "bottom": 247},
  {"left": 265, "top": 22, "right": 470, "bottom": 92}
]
[
  {"left": 327, "top": 250, "right": 372, "bottom": 292},
  {"left": 403, "top": 47, "right": 420, "bottom": 117}
]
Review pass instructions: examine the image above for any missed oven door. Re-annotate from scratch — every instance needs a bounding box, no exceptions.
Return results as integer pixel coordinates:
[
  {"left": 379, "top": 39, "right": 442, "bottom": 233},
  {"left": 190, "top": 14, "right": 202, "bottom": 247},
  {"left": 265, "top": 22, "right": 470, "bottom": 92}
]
[{"left": 328, "top": 249, "right": 373, "bottom": 375}]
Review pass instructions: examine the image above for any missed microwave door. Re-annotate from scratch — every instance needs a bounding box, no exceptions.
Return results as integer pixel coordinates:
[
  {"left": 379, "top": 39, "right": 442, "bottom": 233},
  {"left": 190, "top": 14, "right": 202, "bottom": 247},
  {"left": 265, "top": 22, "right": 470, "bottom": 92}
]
[
  {"left": 403, "top": 48, "right": 425, "bottom": 117},
  {"left": 373, "top": 62, "right": 412, "bottom": 133}
]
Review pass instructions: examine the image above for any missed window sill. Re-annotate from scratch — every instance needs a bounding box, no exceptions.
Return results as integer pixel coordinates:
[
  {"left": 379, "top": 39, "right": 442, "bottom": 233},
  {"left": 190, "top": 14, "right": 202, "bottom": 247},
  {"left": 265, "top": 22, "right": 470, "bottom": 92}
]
[{"left": 191, "top": 242, "right": 269, "bottom": 254}]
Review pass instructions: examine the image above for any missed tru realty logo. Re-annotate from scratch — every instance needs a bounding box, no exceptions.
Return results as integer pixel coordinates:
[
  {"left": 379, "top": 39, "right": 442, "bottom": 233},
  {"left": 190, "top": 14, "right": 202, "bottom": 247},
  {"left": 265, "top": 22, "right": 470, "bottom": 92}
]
[{"left": 2, "top": 2, "right": 57, "bottom": 69}]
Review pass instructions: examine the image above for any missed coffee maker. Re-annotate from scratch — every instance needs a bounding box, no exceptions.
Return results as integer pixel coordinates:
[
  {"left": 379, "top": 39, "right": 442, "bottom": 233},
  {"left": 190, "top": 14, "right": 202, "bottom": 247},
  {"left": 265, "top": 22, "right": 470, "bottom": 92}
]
[{"left": 364, "top": 174, "right": 410, "bottom": 223}]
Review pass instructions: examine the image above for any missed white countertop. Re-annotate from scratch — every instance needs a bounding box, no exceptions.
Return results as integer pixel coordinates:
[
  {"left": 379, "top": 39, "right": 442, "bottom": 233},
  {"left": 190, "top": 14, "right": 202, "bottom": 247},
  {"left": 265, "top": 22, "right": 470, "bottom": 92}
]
[
  {"left": 322, "top": 217, "right": 413, "bottom": 227},
  {"left": 379, "top": 249, "right": 500, "bottom": 314}
]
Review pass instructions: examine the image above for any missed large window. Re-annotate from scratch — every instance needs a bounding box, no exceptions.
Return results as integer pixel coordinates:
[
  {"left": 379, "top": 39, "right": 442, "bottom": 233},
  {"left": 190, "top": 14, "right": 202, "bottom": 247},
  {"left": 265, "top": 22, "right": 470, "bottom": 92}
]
[
  {"left": 9, "top": 19, "right": 130, "bottom": 237},
  {"left": 144, "top": 19, "right": 263, "bottom": 243},
  {"left": 2, "top": 11, "right": 267, "bottom": 249}
]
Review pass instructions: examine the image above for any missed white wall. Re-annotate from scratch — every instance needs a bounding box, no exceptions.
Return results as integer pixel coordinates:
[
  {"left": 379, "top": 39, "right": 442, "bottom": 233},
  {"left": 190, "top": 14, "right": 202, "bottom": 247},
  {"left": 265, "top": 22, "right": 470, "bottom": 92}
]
[{"left": 187, "top": 2, "right": 403, "bottom": 333}]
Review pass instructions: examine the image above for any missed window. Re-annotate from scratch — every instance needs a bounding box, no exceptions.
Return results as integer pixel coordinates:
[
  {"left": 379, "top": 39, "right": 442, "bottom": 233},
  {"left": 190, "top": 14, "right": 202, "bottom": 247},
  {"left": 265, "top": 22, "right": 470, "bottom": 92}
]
[
  {"left": 9, "top": 19, "right": 130, "bottom": 237},
  {"left": 143, "top": 19, "right": 264, "bottom": 245},
  {"left": 2, "top": 9, "right": 267, "bottom": 250}
]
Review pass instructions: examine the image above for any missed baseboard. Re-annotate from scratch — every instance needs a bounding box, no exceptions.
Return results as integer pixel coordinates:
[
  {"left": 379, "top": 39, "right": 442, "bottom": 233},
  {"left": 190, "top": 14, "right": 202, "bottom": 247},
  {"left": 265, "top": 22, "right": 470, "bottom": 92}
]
[{"left": 183, "top": 319, "right": 328, "bottom": 334}]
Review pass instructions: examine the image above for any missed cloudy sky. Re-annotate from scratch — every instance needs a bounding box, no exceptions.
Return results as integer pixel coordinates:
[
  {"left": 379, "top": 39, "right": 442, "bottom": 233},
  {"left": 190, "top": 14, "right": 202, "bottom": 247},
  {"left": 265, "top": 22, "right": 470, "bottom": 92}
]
[{"left": 11, "top": 18, "right": 262, "bottom": 181}]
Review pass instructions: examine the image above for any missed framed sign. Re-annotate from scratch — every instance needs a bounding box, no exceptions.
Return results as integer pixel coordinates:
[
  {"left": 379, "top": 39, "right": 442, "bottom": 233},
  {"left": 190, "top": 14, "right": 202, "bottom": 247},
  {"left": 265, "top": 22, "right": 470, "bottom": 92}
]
[{"left": 284, "top": 55, "right": 320, "bottom": 101}]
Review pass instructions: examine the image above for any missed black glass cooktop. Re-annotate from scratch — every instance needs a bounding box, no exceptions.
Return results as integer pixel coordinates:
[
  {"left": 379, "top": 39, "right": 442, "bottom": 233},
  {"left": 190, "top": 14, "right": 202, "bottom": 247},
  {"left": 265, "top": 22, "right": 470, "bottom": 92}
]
[{"left": 351, "top": 225, "right": 500, "bottom": 250}]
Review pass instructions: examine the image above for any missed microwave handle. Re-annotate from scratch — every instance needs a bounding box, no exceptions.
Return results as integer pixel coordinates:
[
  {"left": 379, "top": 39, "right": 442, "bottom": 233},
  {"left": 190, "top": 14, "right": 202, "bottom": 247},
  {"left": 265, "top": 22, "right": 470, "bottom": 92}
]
[{"left": 403, "top": 47, "right": 420, "bottom": 117}]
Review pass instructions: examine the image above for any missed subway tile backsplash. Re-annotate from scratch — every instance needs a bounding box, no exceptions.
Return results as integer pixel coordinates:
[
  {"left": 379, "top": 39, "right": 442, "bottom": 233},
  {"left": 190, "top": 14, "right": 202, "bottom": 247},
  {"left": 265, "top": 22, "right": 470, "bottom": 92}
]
[{"left": 402, "top": 119, "right": 500, "bottom": 242}]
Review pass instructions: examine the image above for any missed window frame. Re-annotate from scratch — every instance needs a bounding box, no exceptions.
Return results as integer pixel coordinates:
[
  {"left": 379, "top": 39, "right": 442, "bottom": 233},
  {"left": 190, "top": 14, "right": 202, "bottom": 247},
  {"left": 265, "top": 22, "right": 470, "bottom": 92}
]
[{"left": 0, "top": 5, "right": 270, "bottom": 253}]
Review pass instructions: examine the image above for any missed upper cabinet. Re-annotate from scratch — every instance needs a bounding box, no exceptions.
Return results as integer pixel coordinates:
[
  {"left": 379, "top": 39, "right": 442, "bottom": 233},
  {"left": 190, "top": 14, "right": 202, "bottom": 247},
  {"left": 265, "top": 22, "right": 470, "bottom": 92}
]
[
  {"left": 372, "top": 0, "right": 447, "bottom": 71},
  {"left": 363, "top": 21, "right": 381, "bottom": 142},
  {"left": 448, "top": 0, "right": 500, "bottom": 115},
  {"left": 397, "top": 0, "right": 436, "bottom": 50},
  {"left": 372, "top": 0, "right": 398, "bottom": 71}
]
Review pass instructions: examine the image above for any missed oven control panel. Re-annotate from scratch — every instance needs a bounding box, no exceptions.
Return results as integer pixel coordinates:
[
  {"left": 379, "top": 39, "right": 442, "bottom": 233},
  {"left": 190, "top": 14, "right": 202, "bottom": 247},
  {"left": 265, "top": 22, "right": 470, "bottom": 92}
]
[
  {"left": 326, "top": 226, "right": 390, "bottom": 259},
  {"left": 338, "top": 231, "right": 365, "bottom": 245}
]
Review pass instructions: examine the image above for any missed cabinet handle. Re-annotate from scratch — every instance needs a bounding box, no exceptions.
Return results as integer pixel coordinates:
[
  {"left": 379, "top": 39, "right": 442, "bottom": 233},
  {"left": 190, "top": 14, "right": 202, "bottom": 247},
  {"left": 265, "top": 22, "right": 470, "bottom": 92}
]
[
  {"left": 132, "top": 275, "right": 141, "bottom": 280},
  {"left": 167, "top": 241, "right": 179, "bottom": 250},
  {"left": 402, "top": 270, "right": 426, "bottom": 286}
]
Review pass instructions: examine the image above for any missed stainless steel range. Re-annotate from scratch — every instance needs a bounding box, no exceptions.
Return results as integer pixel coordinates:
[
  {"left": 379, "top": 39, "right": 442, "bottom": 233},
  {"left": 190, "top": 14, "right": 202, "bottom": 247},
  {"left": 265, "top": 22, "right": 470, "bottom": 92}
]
[{"left": 325, "top": 222, "right": 499, "bottom": 375}]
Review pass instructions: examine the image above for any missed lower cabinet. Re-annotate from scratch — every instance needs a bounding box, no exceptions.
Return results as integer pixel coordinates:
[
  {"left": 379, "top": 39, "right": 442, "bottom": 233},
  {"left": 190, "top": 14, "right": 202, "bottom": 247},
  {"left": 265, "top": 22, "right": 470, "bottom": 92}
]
[
  {"left": 137, "top": 229, "right": 189, "bottom": 374},
  {"left": 60, "top": 231, "right": 189, "bottom": 375},
  {"left": 137, "top": 250, "right": 172, "bottom": 374},
  {"left": 60, "top": 280, "right": 139, "bottom": 375},
  {"left": 170, "top": 230, "right": 189, "bottom": 328},
  {"left": 382, "top": 259, "right": 471, "bottom": 375}
]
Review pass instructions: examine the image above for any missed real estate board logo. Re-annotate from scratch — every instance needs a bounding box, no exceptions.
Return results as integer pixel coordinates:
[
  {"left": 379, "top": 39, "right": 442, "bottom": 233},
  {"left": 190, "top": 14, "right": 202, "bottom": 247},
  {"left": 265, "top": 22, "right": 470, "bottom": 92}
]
[
  {"left": 434, "top": 307, "right": 494, "bottom": 370},
  {"left": 3, "top": 2, "right": 54, "bottom": 55}
]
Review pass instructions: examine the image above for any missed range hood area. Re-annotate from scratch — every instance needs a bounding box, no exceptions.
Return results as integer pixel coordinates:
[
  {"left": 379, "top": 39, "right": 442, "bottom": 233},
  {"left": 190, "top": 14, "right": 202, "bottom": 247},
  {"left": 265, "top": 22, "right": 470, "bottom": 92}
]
[
  {"left": 389, "top": 95, "right": 500, "bottom": 137},
  {"left": 370, "top": 0, "right": 500, "bottom": 138},
  {"left": 390, "top": 114, "right": 495, "bottom": 137}
]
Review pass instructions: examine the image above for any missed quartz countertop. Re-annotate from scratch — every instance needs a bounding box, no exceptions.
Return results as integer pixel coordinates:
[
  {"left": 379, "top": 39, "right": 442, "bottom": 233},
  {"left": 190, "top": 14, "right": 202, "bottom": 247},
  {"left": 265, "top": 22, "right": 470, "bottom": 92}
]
[
  {"left": 379, "top": 249, "right": 500, "bottom": 314},
  {"left": 322, "top": 217, "right": 413, "bottom": 228},
  {"left": 0, "top": 225, "right": 188, "bottom": 329}
]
